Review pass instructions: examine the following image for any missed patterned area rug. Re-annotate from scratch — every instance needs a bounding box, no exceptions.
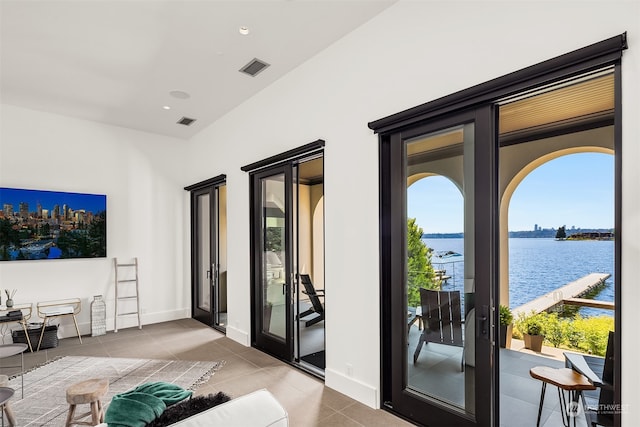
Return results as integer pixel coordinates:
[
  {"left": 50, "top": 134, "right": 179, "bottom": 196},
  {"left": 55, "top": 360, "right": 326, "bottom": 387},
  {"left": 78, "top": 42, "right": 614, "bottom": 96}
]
[{"left": 7, "top": 356, "right": 224, "bottom": 426}]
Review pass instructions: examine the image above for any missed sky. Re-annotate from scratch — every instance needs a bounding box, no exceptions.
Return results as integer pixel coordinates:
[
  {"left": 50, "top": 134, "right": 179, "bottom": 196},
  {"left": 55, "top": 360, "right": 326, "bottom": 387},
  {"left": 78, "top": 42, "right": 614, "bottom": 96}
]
[
  {"left": 407, "top": 153, "right": 614, "bottom": 233},
  {"left": 0, "top": 187, "right": 106, "bottom": 214}
]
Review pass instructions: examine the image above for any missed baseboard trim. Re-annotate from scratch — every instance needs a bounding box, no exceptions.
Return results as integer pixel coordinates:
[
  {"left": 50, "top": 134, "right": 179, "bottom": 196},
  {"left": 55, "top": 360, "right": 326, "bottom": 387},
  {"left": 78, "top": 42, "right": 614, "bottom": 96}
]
[
  {"left": 226, "top": 325, "right": 250, "bottom": 346},
  {"left": 55, "top": 309, "right": 190, "bottom": 338},
  {"left": 325, "top": 368, "right": 379, "bottom": 409}
]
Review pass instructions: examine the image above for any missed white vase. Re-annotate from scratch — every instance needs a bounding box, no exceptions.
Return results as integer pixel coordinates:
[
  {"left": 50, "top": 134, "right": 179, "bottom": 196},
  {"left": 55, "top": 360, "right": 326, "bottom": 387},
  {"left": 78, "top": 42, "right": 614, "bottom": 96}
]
[{"left": 90, "top": 295, "right": 107, "bottom": 336}]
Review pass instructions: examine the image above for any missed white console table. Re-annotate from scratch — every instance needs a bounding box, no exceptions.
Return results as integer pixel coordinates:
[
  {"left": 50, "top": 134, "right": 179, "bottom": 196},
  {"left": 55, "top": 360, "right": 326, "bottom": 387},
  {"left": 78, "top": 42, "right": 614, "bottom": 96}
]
[{"left": 36, "top": 298, "right": 82, "bottom": 351}]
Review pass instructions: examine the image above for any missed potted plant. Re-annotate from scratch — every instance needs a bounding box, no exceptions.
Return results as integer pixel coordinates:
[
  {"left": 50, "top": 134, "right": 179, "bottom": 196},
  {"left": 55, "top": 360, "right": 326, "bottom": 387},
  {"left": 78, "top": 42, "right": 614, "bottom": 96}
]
[
  {"left": 498, "top": 305, "right": 513, "bottom": 349},
  {"left": 520, "top": 312, "right": 545, "bottom": 352}
]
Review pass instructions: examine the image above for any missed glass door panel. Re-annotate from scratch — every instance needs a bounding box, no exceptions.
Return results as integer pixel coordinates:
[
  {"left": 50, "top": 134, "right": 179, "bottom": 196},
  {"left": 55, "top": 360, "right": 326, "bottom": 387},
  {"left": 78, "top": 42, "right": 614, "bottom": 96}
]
[
  {"left": 382, "top": 108, "right": 494, "bottom": 427},
  {"left": 250, "top": 153, "right": 325, "bottom": 372},
  {"left": 262, "top": 173, "right": 287, "bottom": 338},
  {"left": 406, "top": 123, "right": 475, "bottom": 414},
  {"left": 253, "top": 166, "right": 293, "bottom": 360},
  {"left": 191, "top": 182, "right": 226, "bottom": 331},
  {"left": 196, "top": 192, "right": 211, "bottom": 313}
]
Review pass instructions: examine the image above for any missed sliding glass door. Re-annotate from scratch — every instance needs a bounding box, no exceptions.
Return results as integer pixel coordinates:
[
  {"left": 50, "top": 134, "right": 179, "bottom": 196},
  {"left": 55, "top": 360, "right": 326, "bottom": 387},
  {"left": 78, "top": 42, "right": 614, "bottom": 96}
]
[
  {"left": 245, "top": 142, "right": 326, "bottom": 373},
  {"left": 186, "top": 177, "right": 227, "bottom": 331},
  {"left": 379, "top": 108, "right": 496, "bottom": 426},
  {"left": 373, "top": 33, "right": 625, "bottom": 427},
  {"left": 252, "top": 165, "right": 294, "bottom": 359}
]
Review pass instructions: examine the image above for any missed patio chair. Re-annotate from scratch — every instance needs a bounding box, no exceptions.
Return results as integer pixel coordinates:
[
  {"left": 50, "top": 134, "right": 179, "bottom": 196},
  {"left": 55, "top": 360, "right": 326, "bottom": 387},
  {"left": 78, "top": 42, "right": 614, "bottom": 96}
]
[
  {"left": 413, "top": 288, "right": 464, "bottom": 371},
  {"left": 564, "top": 331, "right": 615, "bottom": 427},
  {"left": 297, "top": 274, "right": 324, "bottom": 327}
]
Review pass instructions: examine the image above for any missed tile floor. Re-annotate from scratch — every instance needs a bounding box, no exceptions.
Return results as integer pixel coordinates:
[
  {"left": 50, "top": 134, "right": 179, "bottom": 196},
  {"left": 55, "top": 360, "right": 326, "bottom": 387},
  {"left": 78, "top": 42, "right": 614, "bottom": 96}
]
[
  {"left": 0, "top": 319, "right": 592, "bottom": 426},
  {"left": 0, "top": 319, "right": 412, "bottom": 427}
]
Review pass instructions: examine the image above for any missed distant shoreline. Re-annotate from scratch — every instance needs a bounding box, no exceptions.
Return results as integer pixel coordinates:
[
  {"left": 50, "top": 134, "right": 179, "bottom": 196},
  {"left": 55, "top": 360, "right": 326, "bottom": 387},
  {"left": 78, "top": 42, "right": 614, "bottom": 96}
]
[{"left": 423, "top": 228, "right": 614, "bottom": 239}]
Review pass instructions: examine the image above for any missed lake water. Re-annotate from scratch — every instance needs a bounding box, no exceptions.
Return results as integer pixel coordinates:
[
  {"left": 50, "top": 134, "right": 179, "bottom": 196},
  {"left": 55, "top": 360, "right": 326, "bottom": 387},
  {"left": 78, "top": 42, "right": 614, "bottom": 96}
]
[{"left": 422, "top": 237, "right": 615, "bottom": 317}]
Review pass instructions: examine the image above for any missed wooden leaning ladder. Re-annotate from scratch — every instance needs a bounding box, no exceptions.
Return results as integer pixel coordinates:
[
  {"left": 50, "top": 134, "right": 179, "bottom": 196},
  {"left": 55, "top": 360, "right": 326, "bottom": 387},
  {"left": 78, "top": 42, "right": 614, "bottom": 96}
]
[{"left": 113, "top": 257, "right": 142, "bottom": 332}]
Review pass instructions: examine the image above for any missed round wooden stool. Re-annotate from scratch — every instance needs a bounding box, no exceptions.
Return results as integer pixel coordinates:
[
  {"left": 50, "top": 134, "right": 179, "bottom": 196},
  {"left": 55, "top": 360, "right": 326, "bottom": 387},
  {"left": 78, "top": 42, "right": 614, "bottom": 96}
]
[
  {"left": 65, "top": 378, "right": 109, "bottom": 426},
  {"left": 0, "top": 375, "right": 16, "bottom": 427}
]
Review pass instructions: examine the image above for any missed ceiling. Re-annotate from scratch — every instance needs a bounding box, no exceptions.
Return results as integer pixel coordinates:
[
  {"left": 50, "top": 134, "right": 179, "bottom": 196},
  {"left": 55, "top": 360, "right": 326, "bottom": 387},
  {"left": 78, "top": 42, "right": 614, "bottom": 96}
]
[
  {"left": 499, "top": 72, "right": 614, "bottom": 138},
  {"left": 0, "top": 1, "right": 395, "bottom": 139},
  {"left": 406, "top": 71, "right": 614, "bottom": 158}
]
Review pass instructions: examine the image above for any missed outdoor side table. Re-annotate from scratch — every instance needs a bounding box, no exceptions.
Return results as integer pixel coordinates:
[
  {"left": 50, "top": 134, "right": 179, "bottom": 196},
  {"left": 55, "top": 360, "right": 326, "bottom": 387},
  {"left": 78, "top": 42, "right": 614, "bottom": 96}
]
[
  {"left": 0, "top": 386, "right": 15, "bottom": 427},
  {"left": 530, "top": 366, "right": 596, "bottom": 427},
  {"left": 0, "top": 344, "right": 28, "bottom": 399}
]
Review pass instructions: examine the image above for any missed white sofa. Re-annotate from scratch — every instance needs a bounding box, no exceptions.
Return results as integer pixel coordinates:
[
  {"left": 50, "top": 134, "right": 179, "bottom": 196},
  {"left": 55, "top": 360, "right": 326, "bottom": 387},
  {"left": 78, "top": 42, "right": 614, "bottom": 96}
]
[
  {"left": 172, "top": 389, "right": 288, "bottom": 427},
  {"left": 97, "top": 389, "right": 288, "bottom": 427}
]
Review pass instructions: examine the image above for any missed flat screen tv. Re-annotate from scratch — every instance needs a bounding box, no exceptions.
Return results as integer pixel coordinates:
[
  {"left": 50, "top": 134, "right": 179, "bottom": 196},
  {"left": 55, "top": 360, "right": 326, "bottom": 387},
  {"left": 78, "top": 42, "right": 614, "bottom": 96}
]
[{"left": 0, "top": 187, "right": 106, "bottom": 261}]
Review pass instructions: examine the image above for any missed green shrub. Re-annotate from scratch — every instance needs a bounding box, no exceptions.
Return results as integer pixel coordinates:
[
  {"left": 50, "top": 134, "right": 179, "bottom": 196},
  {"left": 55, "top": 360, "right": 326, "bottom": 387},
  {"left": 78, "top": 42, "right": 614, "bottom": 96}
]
[
  {"left": 579, "top": 316, "right": 613, "bottom": 355},
  {"left": 515, "top": 311, "right": 613, "bottom": 356},
  {"left": 563, "top": 320, "right": 585, "bottom": 349},
  {"left": 499, "top": 305, "right": 513, "bottom": 326},
  {"left": 542, "top": 312, "right": 564, "bottom": 348}
]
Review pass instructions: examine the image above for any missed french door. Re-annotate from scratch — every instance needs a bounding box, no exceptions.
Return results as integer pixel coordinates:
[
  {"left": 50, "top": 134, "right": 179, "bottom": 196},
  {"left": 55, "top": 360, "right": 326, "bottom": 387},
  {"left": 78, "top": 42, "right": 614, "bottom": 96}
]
[
  {"left": 245, "top": 141, "right": 326, "bottom": 370},
  {"left": 251, "top": 165, "right": 294, "bottom": 359},
  {"left": 373, "top": 33, "right": 625, "bottom": 427},
  {"left": 379, "top": 108, "right": 497, "bottom": 426},
  {"left": 186, "top": 176, "right": 227, "bottom": 331}
]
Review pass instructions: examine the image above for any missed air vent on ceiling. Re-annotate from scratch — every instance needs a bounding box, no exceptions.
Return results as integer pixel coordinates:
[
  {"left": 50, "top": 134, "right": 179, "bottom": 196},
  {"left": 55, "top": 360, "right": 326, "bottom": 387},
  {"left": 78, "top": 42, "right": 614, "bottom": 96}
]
[
  {"left": 177, "top": 116, "right": 196, "bottom": 126},
  {"left": 239, "top": 58, "right": 270, "bottom": 77}
]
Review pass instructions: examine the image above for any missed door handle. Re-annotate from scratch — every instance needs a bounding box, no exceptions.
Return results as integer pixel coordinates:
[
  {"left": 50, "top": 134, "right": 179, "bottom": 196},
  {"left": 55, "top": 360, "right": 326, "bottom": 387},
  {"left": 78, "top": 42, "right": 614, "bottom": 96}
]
[{"left": 477, "top": 305, "right": 489, "bottom": 340}]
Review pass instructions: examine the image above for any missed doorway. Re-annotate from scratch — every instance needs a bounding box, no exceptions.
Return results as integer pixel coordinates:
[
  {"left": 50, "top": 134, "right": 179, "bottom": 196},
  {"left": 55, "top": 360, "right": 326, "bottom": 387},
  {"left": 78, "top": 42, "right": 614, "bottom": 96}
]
[
  {"left": 245, "top": 144, "right": 325, "bottom": 375},
  {"left": 377, "top": 109, "right": 496, "bottom": 427},
  {"left": 371, "top": 34, "right": 624, "bottom": 427},
  {"left": 496, "top": 70, "right": 617, "bottom": 426},
  {"left": 185, "top": 175, "right": 227, "bottom": 332}
]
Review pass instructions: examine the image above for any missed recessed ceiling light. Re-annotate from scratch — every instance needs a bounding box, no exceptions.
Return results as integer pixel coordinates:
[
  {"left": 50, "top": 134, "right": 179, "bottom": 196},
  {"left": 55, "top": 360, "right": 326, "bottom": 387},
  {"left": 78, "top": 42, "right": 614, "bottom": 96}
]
[
  {"left": 169, "top": 90, "right": 190, "bottom": 100},
  {"left": 239, "top": 26, "right": 250, "bottom": 35},
  {"left": 162, "top": 105, "right": 171, "bottom": 110}
]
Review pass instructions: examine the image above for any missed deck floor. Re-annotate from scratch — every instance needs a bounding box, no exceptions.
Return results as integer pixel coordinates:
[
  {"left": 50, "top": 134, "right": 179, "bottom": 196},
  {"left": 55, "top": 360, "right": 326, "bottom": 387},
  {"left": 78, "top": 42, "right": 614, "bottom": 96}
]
[{"left": 408, "top": 325, "right": 590, "bottom": 427}]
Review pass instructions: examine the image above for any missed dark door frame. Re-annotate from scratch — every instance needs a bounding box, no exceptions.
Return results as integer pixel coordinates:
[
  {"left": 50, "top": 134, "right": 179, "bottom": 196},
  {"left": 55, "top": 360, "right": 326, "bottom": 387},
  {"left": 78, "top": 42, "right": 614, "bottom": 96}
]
[
  {"left": 370, "top": 34, "right": 626, "bottom": 426},
  {"left": 242, "top": 140, "right": 325, "bottom": 361},
  {"left": 185, "top": 174, "right": 226, "bottom": 331},
  {"left": 378, "top": 107, "right": 496, "bottom": 426},
  {"left": 249, "top": 164, "right": 294, "bottom": 360}
]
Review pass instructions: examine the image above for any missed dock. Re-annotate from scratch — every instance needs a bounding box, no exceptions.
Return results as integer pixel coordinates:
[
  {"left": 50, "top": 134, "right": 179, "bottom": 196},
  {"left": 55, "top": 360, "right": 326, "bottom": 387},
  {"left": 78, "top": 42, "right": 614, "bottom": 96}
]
[
  {"left": 512, "top": 272, "right": 611, "bottom": 318},
  {"left": 434, "top": 270, "right": 451, "bottom": 283}
]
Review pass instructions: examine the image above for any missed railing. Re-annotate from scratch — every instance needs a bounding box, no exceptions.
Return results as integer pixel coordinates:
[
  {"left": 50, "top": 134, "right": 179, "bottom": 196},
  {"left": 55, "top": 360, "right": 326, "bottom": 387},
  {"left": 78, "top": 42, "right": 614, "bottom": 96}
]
[{"left": 432, "top": 259, "right": 464, "bottom": 292}]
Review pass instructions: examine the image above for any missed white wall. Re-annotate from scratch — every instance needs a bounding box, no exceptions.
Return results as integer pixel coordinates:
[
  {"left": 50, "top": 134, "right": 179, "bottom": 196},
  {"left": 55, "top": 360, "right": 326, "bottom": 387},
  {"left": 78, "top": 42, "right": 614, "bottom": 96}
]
[
  {"left": 183, "top": 0, "right": 640, "bottom": 417},
  {"left": 0, "top": 104, "right": 188, "bottom": 337}
]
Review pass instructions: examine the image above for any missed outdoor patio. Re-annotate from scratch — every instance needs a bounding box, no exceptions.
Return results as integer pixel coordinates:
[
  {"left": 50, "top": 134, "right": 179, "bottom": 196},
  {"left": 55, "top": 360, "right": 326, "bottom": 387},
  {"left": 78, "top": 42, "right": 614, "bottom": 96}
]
[{"left": 408, "top": 325, "right": 591, "bottom": 427}]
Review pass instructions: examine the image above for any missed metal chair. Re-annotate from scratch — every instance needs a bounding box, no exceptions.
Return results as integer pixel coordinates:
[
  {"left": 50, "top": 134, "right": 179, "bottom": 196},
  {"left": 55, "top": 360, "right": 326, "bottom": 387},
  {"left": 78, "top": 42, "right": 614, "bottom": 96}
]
[{"left": 297, "top": 274, "right": 324, "bottom": 327}]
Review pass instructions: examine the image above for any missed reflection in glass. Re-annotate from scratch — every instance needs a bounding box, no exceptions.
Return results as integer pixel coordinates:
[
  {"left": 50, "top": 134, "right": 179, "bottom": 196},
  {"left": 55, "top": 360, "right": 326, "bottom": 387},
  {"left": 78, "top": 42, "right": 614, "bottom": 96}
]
[
  {"left": 405, "top": 124, "right": 475, "bottom": 415},
  {"left": 261, "top": 174, "right": 286, "bottom": 339},
  {"left": 197, "top": 193, "right": 210, "bottom": 312}
]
